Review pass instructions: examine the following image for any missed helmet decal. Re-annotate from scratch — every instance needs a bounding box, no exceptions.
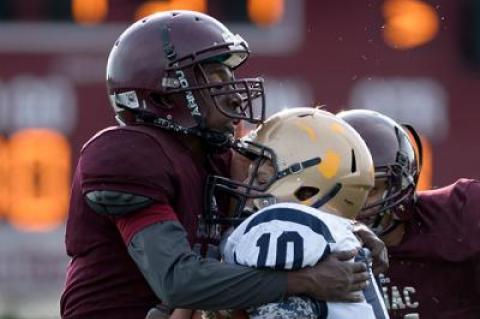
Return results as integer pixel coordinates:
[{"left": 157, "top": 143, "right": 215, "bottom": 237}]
[{"left": 174, "top": 68, "right": 201, "bottom": 118}]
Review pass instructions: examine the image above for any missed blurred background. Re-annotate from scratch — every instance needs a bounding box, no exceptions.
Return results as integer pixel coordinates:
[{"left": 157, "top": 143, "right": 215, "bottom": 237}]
[{"left": 0, "top": 0, "right": 479, "bottom": 318}]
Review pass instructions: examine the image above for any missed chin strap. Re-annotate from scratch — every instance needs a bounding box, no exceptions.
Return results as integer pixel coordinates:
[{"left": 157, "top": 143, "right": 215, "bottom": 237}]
[
  {"left": 117, "top": 104, "right": 235, "bottom": 152},
  {"left": 199, "top": 129, "right": 235, "bottom": 153},
  {"left": 151, "top": 117, "right": 235, "bottom": 152}
]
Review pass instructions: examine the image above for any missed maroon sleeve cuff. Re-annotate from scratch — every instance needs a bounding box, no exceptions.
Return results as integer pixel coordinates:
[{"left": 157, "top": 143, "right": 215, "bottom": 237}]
[{"left": 114, "top": 203, "right": 178, "bottom": 244}]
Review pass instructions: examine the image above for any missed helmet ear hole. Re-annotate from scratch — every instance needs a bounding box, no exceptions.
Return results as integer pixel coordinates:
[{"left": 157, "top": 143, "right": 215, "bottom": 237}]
[
  {"left": 294, "top": 186, "right": 320, "bottom": 201},
  {"left": 351, "top": 149, "right": 357, "bottom": 173}
]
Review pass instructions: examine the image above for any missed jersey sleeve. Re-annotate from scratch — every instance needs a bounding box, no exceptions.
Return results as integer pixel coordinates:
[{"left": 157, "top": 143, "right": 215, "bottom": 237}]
[
  {"left": 80, "top": 128, "right": 175, "bottom": 203},
  {"left": 80, "top": 128, "right": 179, "bottom": 244}
]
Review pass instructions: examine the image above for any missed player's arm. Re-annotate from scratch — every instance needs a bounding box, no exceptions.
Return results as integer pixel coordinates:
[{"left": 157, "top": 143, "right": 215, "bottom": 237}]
[
  {"left": 128, "top": 219, "right": 285, "bottom": 310},
  {"left": 127, "top": 218, "right": 370, "bottom": 309}
]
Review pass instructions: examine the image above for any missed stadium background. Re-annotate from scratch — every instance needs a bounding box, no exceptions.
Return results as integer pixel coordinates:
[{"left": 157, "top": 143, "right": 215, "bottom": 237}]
[{"left": 0, "top": 0, "right": 478, "bottom": 318}]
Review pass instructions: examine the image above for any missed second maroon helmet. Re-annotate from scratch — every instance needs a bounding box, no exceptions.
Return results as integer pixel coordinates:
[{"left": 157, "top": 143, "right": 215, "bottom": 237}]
[
  {"left": 338, "top": 109, "right": 420, "bottom": 235},
  {"left": 106, "top": 10, "right": 265, "bottom": 146}
]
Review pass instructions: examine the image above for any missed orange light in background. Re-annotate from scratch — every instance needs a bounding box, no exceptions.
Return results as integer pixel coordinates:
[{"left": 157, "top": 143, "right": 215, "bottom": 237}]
[
  {"left": 406, "top": 129, "right": 432, "bottom": 190},
  {"left": 382, "top": 0, "right": 439, "bottom": 49},
  {"left": 416, "top": 135, "right": 432, "bottom": 191},
  {"left": 7, "top": 129, "right": 71, "bottom": 232},
  {"left": 135, "top": 0, "right": 206, "bottom": 21},
  {"left": 173, "top": 0, "right": 206, "bottom": 12},
  {"left": 247, "top": 0, "right": 284, "bottom": 27},
  {"left": 72, "top": 0, "right": 108, "bottom": 25},
  {"left": 0, "top": 135, "right": 10, "bottom": 217},
  {"left": 135, "top": 1, "right": 171, "bottom": 20}
]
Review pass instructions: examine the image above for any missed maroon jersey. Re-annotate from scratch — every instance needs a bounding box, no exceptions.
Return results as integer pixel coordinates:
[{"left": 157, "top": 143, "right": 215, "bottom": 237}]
[
  {"left": 60, "top": 125, "right": 230, "bottom": 319},
  {"left": 380, "top": 179, "right": 480, "bottom": 319}
]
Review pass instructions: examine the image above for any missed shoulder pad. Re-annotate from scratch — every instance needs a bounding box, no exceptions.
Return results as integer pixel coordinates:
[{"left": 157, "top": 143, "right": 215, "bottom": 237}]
[{"left": 85, "top": 190, "right": 154, "bottom": 216}]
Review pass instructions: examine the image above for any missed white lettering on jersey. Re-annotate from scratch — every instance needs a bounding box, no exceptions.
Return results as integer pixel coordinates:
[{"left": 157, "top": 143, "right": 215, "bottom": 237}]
[{"left": 379, "top": 273, "right": 419, "bottom": 318}]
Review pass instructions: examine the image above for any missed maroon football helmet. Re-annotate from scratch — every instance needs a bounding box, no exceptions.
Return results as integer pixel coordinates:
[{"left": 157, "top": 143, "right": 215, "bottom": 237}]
[
  {"left": 338, "top": 109, "right": 421, "bottom": 235},
  {"left": 106, "top": 10, "right": 265, "bottom": 147}
]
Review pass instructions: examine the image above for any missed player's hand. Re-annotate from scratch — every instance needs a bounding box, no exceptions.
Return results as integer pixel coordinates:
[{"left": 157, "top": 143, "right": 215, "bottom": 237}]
[
  {"left": 287, "top": 249, "right": 370, "bottom": 302},
  {"left": 353, "top": 222, "right": 389, "bottom": 275}
]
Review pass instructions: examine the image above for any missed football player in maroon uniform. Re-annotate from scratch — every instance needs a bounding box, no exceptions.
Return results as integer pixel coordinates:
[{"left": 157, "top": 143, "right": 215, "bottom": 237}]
[
  {"left": 339, "top": 109, "right": 480, "bottom": 319},
  {"left": 60, "top": 11, "right": 385, "bottom": 319}
]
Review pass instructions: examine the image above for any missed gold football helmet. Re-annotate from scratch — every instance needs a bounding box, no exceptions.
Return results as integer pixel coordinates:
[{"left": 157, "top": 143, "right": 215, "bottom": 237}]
[
  {"left": 249, "top": 107, "right": 375, "bottom": 218},
  {"left": 205, "top": 107, "right": 375, "bottom": 225}
]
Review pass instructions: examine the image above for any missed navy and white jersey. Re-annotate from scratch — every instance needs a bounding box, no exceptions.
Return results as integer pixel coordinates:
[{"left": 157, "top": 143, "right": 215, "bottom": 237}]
[{"left": 223, "top": 202, "right": 389, "bottom": 319}]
